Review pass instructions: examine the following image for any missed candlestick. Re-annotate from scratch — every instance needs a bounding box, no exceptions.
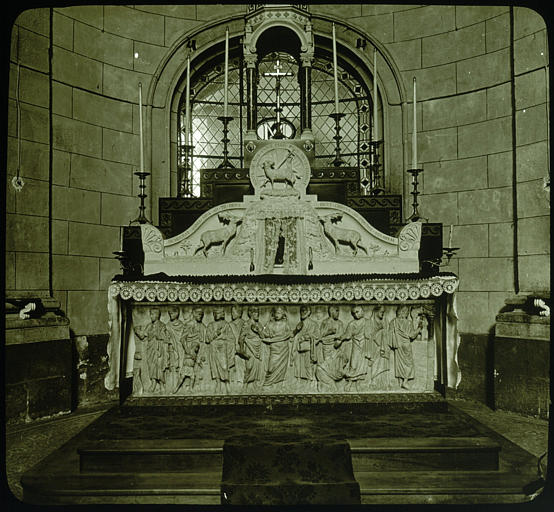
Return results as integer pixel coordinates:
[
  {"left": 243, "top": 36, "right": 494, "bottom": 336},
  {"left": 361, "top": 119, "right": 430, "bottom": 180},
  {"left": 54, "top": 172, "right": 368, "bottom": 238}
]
[
  {"left": 138, "top": 83, "right": 144, "bottom": 172},
  {"left": 448, "top": 225, "right": 453, "bottom": 248},
  {"left": 373, "top": 48, "right": 378, "bottom": 141},
  {"left": 217, "top": 115, "right": 234, "bottom": 169},
  {"left": 223, "top": 27, "right": 229, "bottom": 118},
  {"left": 332, "top": 23, "right": 339, "bottom": 114},
  {"left": 185, "top": 55, "right": 191, "bottom": 146},
  {"left": 412, "top": 77, "right": 417, "bottom": 169}
]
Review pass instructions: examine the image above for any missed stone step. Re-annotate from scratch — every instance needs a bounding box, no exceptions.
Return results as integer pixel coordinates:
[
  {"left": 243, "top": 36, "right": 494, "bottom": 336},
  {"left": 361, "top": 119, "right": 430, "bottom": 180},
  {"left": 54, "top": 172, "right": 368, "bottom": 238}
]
[
  {"left": 349, "top": 437, "right": 500, "bottom": 472},
  {"left": 356, "top": 470, "right": 533, "bottom": 504},
  {"left": 78, "top": 439, "right": 224, "bottom": 473},
  {"left": 22, "top": 471, "right": 222, "bottom": 505}
]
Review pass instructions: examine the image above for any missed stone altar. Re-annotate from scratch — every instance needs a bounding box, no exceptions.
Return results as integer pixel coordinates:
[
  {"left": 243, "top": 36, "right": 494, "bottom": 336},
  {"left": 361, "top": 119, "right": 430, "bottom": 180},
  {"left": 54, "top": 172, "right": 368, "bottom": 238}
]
[{"left": 106, "top": 140, "right": 460, "bottom": 399}]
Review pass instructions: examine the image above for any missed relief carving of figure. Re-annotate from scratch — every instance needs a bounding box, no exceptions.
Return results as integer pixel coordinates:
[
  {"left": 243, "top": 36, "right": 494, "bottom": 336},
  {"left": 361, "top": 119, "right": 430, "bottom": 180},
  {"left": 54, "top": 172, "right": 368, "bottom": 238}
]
[
  {"left": 337, "top": 305, "right": 370, "bottom": 391},
  {"left": 261, "top": 306, "right": 294, "bottom": 388},
  {"left": 317, "top": 305, "right": 344, "bottom": 362},
  {"left": 238, "top": 306, "right": 265, "bottom": 392},
  {"left": 174, "top": 307, "right": 205, "bottom": 393},
  {"left": 364, "top": 305, "right": 390, "bottom": 388},
  {"left": 315, "top": 350, "right": 349, "bottom": 392},
  {"left": 319, "top": 214, "right": 368, "bottom": 256},
  {"left": 389, "top": 306, "right": 424, "bottom": 390},
  {"left": 165, "top": 306, "right": 186, "bottom": 392},
  {"left": 205, "top": 307, "right": 235, "bottom": 394},
  {"left": 291, "top": 305, "right": 319, "bottom": 389},
  {"left": 261, "top": 154, "right": 298, "bottom": 190},
  {"left": 134, "top": 308, "right": 173, "bottom": 393},
  {"left": 229, "top": 304, "right": 244, "bottom": 384}
]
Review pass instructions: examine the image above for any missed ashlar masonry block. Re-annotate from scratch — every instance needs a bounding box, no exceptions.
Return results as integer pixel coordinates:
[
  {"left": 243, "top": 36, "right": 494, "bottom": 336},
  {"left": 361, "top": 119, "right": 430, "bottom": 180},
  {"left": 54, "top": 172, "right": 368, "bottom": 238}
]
[
  {"left": 516, "top": 103, "right": 548, "bottom": 146},
  {"left": 422, "top": 22, "right": 485, "bottom": 68},
  {"left": 458, "top": 187, "right": 512, "bottom": 224},
  {"left": 52, "top": 255, "right": 99, "bottom": 291},
  {"left": 458, "top": 116, "right": 512, "bottom": 158},
  {"left": 394, "top": 5, "right": 455, "bottom": 41},
  {"left": 74, "top": 21, "right": 134, "bottom": 70},
  {"left": 52, "top": 46, "right": 102, "bottom": 92},
  {"left": 164, "top": 17, "right": 203, "bottom": 48},
  {"left": 133, "top": 41, "right": 168, "bottom": 75},
  {"left": 6, "top": 252, "right": 15, "bottom": 291},
  {"left": 488, "top": 222, "right": 514, "bottom": 258},
  {"left": 16, "top": 252, "right": 50, "bottom": 291},
  {"left": 15, "top": 178, "right": 49, "bottom": 217},
  {"left": 19, "top": 67, "right": 49, "bottom": 108},
  {"left": 418, "top": 192, "right": 458, "bottom": 225},
  {"left": 423, "top": 156, "right": 487, "bottom": 194},
  {"left": 517, "top": 216, "right": 550, "bottom": 256},
  {"left": 73, "top": 89, "right": 133, "bottom": 132},
  {"left": 487, "top": 151, "right": 513, "bottom": 188},
  {"left": 100, "top": 192, "right": 141, "bottom": 226},
  {"left": 518, "top": 255, "right": 550, "bottom": 292},
  {"left": 52, "top": 219, "right": 68, "bottom": 255},
  {"left": 515, "top": 69, "right": 547, "bottom": 110},
  {"left": 459, "top": 257, "right": 514, "bottom": 292},
  {"left": 18, "top": 27, "right": 49, "bottom": 73},
  {"left": 455, "top": 5, "right": 509, "bottom": 28},
  {"left": 383, "top": 39, "right": 421, "bottom": 71},
  {"left": 70, "top": 154, "right": 133, "bottom": 196},
  {"left": 402, "top": 64, "right": 456, "bottom": 101},
  {"left": 102, "top": 64, "right": 152, "bottom": 104},
  {"left": 514, "top": 30, "right": 547, "bottom": 75},
  {"left": 104, "top": 5, "right": 165, "bottom": 46},
  {"left": 53, "top": 149, "right": 70, "bottom": 186},
  {"left": 486, "top": 82, "right": 511, "bottom": 120},
  {"left": 100, "top": 257, "right": 122, "bottom": 290},
  {"left": 422, "top": 90, "right": 486, "bottom": 131},
  {"left": 56, "top": 5, "right": 104, "bottom": 29},
  {"left": 196, "top": 3, "right": 247, "bottom": 21},
  {"left": 68, "top": 222, "right": 120, "bottom": 258},
  {"left": 53, "top": 115, "right": 102, "bottom": 158},
  {"left": 53, "top": 11, "right": 73, "bottom": 51},
  {"left": 514, "top": 6, "right": 547, "bottom": 39},
  {"left": 516, "top": 141, "right": 549, "bottom": 182},
  {"left": 349, "top": 14, "right": 394, "bottom": 44},
  {"left": 485, "top": 12, "right": 510, "bottom": 52},
  {"left": 135, "top": 4, "right": 196, "bottom": 19},
  {"left": 516, "top": 179, "right": 550, "bottom": 218},
  {"left": 455, "top": 291, "right": 491, "bottom": 334},
  {"left": 52, "top": 186, "right": 101, "bottom": 224},
  {"left": 453, "top": 224, "right": 489, "bottom": 258},
  {"left": 6, "top": 214, "right": 49, "bottom": 252},
  {"left": 52, "top": 81, "right": 73, "bottom": 118},
  {"left": 19, "top": 139, "right": 50, "bottom": 181},
  {"left": 456, "top": 48, "right": 510, "bottom": 93},
  {"left": 15, "top": 8, "right": 50, "bottom": 35},
  {"left": 102, "top": 128, "right": 140, "bottom": 166},
  {"left": 418, "top": 127, "right": 457, "bottom": 163},
  {"left": 20, "top": 103, "right": 49, "bottom": 145}
]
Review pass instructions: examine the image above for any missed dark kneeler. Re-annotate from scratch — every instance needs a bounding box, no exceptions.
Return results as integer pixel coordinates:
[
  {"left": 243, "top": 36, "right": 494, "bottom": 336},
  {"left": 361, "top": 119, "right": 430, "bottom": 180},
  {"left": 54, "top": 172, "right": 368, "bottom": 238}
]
[{"left": 221, "top": 438, "right": 361, "bottom": 505}]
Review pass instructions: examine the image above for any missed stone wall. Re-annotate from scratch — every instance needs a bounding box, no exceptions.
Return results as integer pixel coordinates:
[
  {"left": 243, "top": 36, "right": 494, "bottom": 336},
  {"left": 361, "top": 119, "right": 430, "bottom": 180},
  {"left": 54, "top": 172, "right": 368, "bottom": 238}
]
[{"left": 6, "top": 5, "right": 550, "bottom": 408}]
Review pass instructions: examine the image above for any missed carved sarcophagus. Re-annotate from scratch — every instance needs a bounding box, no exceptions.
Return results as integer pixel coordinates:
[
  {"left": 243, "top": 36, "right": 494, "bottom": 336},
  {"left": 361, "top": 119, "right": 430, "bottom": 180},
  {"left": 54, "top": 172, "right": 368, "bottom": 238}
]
[{"left": 106, "top": 141, "right": 460, "bottom": 399}]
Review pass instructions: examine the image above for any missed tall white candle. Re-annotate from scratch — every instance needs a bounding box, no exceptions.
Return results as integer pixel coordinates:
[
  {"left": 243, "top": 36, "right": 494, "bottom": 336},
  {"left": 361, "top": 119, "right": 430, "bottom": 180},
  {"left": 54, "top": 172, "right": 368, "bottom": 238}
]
[
  {"left": 373, "top": 48, "right": 378, "bottom": 141},
  {"left": 185, "top": 55, "right": 191, "bottom": 146},
  {"left": 332, "top": 23, "right": 339, "bottom": 114},
  {"left": 448, "top": 225, "right": 453, "bottom": 248},
  {"left": 412, "top": 77, "right": 417, "bottom": 169},
  {"left": 223, "top": 27, "right": 229, "bottom": 118},
  {"left": 138, "top": 83, "right": 144, "bottom": 172}
]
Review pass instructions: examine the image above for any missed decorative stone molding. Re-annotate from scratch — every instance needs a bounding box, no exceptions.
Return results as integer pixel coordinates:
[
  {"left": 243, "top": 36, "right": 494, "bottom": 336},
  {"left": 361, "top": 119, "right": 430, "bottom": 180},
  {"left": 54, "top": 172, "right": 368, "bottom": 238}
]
[{"left": 109, "top": 275, "right": 458, "bottom": 304}]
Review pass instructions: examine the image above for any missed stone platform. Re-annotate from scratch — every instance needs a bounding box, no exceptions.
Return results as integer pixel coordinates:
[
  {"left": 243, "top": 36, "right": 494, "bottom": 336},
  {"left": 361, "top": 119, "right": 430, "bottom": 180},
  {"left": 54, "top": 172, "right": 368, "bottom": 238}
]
[{"left": 21, "top": 396, "right": 539, "bottom": 505}]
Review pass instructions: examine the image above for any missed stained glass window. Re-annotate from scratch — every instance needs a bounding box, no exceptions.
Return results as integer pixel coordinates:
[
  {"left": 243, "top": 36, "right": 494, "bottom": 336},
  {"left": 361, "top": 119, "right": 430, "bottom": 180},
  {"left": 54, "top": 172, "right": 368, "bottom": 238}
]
[{"left": 178, "top": 51, "right": 377, "bottom": 197}]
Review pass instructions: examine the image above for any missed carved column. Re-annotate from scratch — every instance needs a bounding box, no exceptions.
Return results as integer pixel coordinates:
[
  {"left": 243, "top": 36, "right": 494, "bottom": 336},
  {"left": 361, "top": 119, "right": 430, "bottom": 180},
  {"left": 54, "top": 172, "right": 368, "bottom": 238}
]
[
  {"left": 245, "top": 53, "right": 258, "bottom": 140},
  {"left": 299, "top": 52, "right": 313, "bottom": 140}
]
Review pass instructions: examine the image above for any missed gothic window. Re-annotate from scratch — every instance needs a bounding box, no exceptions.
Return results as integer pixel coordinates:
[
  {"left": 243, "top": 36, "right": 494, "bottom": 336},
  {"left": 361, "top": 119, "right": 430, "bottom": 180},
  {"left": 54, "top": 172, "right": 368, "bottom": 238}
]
[{"left": 178, "top": 51, "right": 377, "bottom": 197}]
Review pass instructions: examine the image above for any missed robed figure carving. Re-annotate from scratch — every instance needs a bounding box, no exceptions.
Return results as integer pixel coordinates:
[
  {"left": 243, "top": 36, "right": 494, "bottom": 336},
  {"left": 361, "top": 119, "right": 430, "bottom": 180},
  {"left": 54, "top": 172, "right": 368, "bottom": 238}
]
[
  {"left": 134, "top": 308, "right": 174, "bottom": 393},
  {"left": 205, "top": 307, "right": 235, "bottom": 394},
  {"left": 165, "top": 306, "right": 186, "bottom": 392},
  {"left": 317, "top": 305, "right": 344, "bottom": 362},
  {"left": 364, "top": 305, "right": 390, "bottom": 388},
  {"left": 238, "top": 306, "right": 265, "bottom": 391},
  {"left": 389, "top": 306, "right": 423, "bottom": 390},
  {"left": 262, "top": 306, "right": 293, "bottom": 387},
  {"left": 229, "top": 304, "right": 244, "bottom": 383},
  {"left": 338, "top": 305, "right": 370, "bottom": 391},
  {"left": 291, "top": 305, "right": 319, "bottom": 388}
]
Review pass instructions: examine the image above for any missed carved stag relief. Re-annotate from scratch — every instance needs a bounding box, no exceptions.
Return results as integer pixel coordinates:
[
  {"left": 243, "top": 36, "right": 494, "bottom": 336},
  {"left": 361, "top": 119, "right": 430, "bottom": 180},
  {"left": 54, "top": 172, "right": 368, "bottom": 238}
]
[
  {"left": 131, "top": 303, "right": 432, "bottom": 396},
  {"left": 194, "top": 212, "right": 243, "bottom": 257},
  {"left": 319, "top": 213, "right": 368, "bottom": 256}
]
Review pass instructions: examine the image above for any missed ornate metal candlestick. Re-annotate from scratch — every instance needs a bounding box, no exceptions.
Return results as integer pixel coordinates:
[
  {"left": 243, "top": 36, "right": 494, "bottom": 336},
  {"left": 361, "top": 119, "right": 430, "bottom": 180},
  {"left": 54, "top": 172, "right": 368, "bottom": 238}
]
[
  {"left": 329, "top": 112, "right": 346, "bottom": 167},
  {"left": 369, "top": 140, "right": 385, "bottom": 194},
  {"left": 131, "top": 171, "right": 151, "bottom": 224},
  {"left": 178, "top": 143, "right": 194, "bottom": 197},
  {"left": 217, "top": 115, "right": 234, "bottom": 169},
  {"left": 406, "top": 168, "right": 425, "bottom": 222}
]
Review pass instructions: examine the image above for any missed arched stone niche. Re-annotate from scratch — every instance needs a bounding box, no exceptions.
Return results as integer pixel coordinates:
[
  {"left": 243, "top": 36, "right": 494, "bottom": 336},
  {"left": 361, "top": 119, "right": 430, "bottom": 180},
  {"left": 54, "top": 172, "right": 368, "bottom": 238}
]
[{"left": 147, "top": 12, "right": 409, "bottom": 224}]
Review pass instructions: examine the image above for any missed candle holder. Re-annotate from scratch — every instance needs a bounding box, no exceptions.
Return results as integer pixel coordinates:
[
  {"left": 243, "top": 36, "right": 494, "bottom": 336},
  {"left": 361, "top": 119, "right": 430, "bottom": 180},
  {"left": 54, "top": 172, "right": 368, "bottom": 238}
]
[
  {"left": 178, "top": 143, "right": 194, "bottom": 197},
  {"left": 406, "top": 168, "right": 426, "bottom": 222},
  {"left": 217, "top": 116, "right": 234, "bottom": 169},
  {"left": 369, "top": 140, "right": 385, "bottom": 195},
  {"left": 329, "top": 112, "right": 346, "bottom": 167},
  {"left": 442, "top": 246, "right": 460, "bottom": 265},
  {"left": 131, "top": 171, "right": 151, "bottom": 224}
]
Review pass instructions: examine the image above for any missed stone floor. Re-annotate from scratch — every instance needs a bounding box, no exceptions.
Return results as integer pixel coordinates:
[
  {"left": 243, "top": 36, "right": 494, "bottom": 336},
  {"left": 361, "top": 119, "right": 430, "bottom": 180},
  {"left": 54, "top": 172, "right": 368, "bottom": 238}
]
[{"left": 5, "top": 398, "right": 550, "bottom": 504}]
